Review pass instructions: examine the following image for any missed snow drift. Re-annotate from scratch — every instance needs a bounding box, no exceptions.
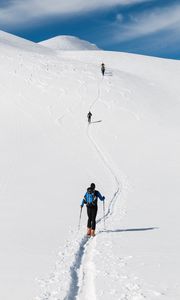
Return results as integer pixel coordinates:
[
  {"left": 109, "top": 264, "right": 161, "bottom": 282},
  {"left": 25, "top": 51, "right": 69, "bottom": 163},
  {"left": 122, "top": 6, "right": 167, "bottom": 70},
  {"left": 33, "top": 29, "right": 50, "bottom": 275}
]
[{"left": 0, "top": 30, "right": 180, "bottom": 300}]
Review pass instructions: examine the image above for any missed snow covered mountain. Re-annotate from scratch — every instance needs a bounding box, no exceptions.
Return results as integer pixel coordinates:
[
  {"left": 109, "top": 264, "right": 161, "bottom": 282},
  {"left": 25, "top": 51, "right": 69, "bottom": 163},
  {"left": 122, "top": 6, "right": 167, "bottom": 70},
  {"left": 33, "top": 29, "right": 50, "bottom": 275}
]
[
  {"left": 39, "top": 35, "right": 99, "bottom": 50},
  {"left": 0, "top": 30, "right": 52, "bottom": 53},
  {"left": 1, "top": 30, "right": 180, "bottom": 300}
]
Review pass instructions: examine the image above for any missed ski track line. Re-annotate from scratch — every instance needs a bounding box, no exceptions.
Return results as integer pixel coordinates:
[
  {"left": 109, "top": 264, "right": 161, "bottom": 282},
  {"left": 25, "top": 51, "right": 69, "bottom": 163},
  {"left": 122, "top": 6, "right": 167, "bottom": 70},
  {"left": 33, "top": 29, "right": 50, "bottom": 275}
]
[
  {"left": 65, "top": 76, "right": 121, "bottom": 300},
  {"left": 35, "top": 74, "right": 122, "bottom": 300},
  {"left": 77, "top": 237, "right": 97, "bottom": 300}
]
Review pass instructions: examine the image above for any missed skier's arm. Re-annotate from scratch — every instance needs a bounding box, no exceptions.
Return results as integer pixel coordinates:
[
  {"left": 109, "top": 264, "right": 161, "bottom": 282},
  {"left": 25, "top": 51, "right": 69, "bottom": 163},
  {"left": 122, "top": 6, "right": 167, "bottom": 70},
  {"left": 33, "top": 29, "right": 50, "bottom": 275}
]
[
  {"left": 81, "top": 195, "right": 86, "bottom": 207},
  {"left": 96, "top": 191, "right": 105, "bottom": 201}
]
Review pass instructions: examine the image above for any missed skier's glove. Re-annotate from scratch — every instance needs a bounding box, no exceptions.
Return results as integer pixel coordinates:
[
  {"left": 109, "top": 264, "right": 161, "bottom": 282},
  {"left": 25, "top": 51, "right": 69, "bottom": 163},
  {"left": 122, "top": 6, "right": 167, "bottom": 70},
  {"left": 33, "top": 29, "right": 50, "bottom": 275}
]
[{"left": 102, "top": 196, "right": 105, "bottom": 201}]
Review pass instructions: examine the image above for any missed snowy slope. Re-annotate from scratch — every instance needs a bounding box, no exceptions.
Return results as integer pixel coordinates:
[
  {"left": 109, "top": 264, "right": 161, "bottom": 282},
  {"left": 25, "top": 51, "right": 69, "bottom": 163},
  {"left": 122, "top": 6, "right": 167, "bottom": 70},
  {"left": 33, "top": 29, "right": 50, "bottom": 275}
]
[
  {"left": 0, "top": 30, "right": 180, "bottom": 300},
  {"left": 39, "top": 35, "right": 99, "bottom": 51},
  {"left": 0, "top": 30, "right": 53, "bottom": 54}
]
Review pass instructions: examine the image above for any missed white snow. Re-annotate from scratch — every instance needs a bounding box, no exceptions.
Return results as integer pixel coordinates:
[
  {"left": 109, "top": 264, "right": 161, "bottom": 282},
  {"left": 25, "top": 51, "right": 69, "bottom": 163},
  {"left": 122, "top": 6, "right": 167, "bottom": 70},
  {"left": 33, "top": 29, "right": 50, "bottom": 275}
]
[
  {"left": 39, "top": 35, "right": 99, "bottom": 51},
  {"left": 0, "top": 30, "right": 52, "bottom": 54},
  {"left": 0, "top": 30, "right": 180, "bottom": 300}
]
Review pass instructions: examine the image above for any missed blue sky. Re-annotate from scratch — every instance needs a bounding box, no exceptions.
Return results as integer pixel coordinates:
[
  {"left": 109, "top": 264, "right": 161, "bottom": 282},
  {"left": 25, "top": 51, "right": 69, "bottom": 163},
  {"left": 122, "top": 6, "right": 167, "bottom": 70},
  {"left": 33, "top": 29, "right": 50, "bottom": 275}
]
[{"left": 0, "top": 0, "right": 180, "bottom": 59}]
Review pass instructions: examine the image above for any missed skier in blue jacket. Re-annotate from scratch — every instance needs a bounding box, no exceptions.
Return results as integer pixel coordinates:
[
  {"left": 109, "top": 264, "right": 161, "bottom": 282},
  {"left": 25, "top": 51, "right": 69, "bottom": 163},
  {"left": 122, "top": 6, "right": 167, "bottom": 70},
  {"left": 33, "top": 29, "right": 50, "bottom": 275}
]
[{"left": 81, "top": 183, "right": 105, "bottom": 236}]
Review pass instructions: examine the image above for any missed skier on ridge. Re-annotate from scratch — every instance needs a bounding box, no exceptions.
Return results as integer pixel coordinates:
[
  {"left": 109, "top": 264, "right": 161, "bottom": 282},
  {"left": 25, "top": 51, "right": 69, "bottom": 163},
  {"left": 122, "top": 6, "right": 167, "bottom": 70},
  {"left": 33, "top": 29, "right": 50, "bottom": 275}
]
[
  {"left": 81, "top": 183, "right": 105, "bottom": 237},
  {"left": 87, "top": 111, "right": 92, "bottom": 124},
  {"left": 101, "top": 63, "right": 105, "bottom": 76}
]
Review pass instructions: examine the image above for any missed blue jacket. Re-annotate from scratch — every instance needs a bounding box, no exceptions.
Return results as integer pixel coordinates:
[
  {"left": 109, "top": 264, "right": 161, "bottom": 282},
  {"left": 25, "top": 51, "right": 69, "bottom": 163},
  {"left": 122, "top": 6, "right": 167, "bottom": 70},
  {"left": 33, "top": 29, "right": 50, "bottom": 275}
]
[{"left": 81, "top": 190, "right": 105, "bottom": 207}]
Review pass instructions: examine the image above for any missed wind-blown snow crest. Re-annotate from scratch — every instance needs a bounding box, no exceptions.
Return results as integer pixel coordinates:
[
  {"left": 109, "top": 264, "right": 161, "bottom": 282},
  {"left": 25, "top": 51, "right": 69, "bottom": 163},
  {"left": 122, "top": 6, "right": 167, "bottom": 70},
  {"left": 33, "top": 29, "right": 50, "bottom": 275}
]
[{"left": 39, "top": 35, "right": 99, "bottom": 51}]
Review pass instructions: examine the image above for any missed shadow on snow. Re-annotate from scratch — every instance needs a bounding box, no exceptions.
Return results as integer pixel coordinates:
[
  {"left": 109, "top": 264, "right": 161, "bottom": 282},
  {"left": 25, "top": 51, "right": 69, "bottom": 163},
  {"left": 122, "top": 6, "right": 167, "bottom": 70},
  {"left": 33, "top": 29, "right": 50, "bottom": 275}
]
[
  {"left": 99, "top": 227, "right": 158, "bottom": 234},
  {"left": 90, "top": 120, "right": 102, "bottom": 124}
]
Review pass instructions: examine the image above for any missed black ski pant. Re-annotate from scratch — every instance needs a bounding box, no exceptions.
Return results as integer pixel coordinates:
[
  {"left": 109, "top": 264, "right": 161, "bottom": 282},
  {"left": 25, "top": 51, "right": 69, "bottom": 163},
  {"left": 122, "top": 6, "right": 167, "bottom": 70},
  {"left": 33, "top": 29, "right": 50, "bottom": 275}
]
[{"left": 87, "top": 205, "right": 97, "bottom": 230}]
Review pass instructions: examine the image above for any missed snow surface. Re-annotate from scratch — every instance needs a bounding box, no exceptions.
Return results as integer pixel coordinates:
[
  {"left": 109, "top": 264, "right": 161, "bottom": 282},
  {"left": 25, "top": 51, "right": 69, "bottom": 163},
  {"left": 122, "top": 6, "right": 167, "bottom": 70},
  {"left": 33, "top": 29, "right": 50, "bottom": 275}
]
[
  {"left": 0, "top": 30, "right": 180, "bottom": 300},
  {"left": 0, "top": 30, "right": 53, "bottom": 54},
  {"left": 39, "top": 35, "right": 99, "bottom": 51}
]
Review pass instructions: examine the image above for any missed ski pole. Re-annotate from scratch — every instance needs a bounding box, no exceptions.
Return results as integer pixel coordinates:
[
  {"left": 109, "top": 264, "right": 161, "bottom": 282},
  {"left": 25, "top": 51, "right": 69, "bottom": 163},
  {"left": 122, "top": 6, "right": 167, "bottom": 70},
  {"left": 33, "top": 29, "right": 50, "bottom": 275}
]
[
  {"left": 78, "top": 206, "right": 83, "bottom": 231},
  {"left": 103, "top": 201, "right": 105, "bottom": 230}
]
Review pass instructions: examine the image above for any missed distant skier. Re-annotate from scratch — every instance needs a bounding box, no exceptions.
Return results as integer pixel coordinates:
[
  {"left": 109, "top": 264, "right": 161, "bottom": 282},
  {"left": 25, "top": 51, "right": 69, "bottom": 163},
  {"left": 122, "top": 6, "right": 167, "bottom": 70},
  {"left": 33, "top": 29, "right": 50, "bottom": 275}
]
[
  {"left": 81, "top": 183, "right": 105, "bottom": 237},
  {"left": 87, "top": 111, "right": 92, "bottom": 124},
  {"left": 101, "top": 63, "right": 105, "bottom": 76}
]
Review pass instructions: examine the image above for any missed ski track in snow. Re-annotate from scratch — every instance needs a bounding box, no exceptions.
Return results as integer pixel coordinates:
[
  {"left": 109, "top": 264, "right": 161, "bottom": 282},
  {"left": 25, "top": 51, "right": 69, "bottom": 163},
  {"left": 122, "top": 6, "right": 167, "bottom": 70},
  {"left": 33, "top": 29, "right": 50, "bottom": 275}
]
[
  {"left": 63, "top": 76, "right": 121, "bottom": 300},
  {"left": 35, "top": 72, "right": 126, "bottom": 300}
]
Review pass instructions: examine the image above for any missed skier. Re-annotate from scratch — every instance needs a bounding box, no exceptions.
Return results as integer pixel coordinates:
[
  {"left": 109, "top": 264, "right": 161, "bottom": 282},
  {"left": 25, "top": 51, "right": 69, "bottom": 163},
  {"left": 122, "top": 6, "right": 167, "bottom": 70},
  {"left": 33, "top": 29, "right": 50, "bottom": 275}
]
[
  {"left": 81, "top": 183, "right": 105, "bottom": 237},
  {"left": 87, "top": 111, "right": 92, "bottom": 124},
  {"left": 101, "top": 63, "right": 105, "bottom": 76}
]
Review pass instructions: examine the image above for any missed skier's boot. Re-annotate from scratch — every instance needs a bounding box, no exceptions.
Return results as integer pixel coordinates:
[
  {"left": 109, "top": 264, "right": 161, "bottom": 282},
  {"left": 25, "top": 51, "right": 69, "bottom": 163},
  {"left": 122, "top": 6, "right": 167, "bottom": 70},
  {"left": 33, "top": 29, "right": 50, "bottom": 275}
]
[
  {"left": 91, "top": 230, "right": 95, "bottom": 237},
  {"left": 87, "top": 227, "right": 91, "bottom": 237}
]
